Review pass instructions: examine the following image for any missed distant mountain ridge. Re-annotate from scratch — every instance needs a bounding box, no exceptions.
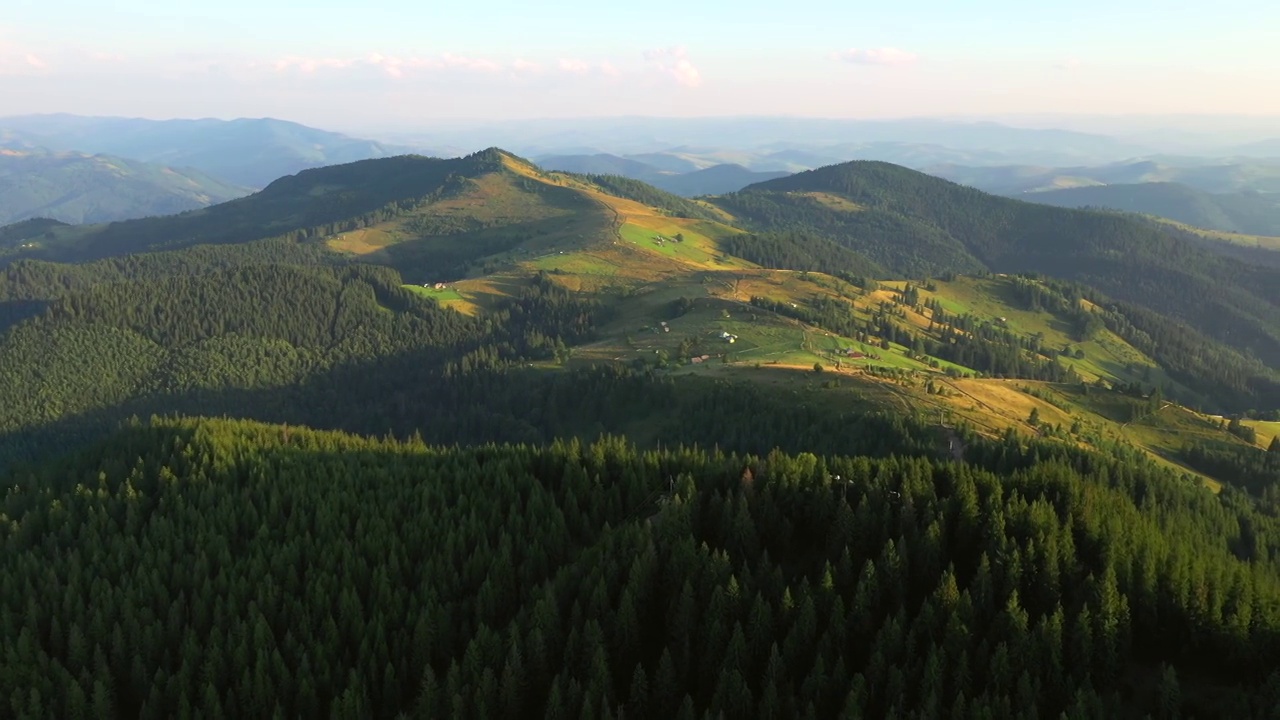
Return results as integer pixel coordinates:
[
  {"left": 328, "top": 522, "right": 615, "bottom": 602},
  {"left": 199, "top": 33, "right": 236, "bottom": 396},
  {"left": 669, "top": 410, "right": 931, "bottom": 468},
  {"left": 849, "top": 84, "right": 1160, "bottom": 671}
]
[
  {"left": 930, "top": 159, "right": 1280, "bottom": 195},
  {"left": 0, "top": 147, "right": 249, "bottom": 225},
  {"left": 0, "top": 114, "right": 419, "bottom": 187},
  {"left": 1021, "top": 182, "right": 1280, "bottom": 236},
  {"left": 535, "top": 153, "right": 789, "bottom": 196}
]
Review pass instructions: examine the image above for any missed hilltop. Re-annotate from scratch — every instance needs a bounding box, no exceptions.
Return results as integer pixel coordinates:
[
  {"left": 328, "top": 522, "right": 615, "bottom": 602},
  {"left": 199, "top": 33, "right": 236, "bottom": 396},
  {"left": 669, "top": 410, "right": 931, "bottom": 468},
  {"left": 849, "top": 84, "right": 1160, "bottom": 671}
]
[
  {"left": 0, "top": 150, "right": 512, "bottom": 262},
  {"left": 0, "top": 148, "right": 249, "bottom": 225},
  {"left": 712, "top": 161, "right": 1280, "bottom": 369}
]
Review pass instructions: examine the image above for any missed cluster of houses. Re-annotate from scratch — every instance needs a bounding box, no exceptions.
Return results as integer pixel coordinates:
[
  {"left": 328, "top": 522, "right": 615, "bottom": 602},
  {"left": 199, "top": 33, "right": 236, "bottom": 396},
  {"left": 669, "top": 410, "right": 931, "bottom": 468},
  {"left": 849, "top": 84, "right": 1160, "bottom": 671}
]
[
  {"left": 423, "top": 282, "right": 449, "bottom": 290},
  {"left": 841, "top": 348, "right": 881, "bottom": 360},
  {"left": 718, "top": 331, "right": 738, "bottom": 344}
]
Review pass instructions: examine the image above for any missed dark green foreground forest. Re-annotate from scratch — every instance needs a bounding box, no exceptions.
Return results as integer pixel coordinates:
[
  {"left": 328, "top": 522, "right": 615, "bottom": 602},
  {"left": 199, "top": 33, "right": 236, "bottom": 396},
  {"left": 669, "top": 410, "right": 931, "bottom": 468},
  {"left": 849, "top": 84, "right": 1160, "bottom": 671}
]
[{"left": 5, "top": 418, "right": 1280, "bottom": 718}]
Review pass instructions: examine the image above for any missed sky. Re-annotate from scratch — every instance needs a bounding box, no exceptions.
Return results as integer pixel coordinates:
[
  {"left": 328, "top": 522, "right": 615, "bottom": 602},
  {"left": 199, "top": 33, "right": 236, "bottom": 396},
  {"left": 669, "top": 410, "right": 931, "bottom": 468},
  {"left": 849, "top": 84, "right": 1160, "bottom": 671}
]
[{"left": 2, "top": 0, "right": 1279, "bottom": 132}]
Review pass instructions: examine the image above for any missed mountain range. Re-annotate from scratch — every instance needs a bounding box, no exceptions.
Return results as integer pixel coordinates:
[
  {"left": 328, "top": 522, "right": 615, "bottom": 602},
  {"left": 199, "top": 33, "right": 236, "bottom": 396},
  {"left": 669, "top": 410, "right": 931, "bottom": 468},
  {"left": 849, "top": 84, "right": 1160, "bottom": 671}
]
[
  {"left": 5, "top": 149, "right": 1279, "bottom": 406},
  {"left": 930, "top": 158, "right": 1280, "bottom": 195},
  {"left": 0, "top": 147, "right": 249, "bottom": 225},
  {"left": 6, "top": 144, "right": 1280, "bottom": 717},
  {"left": 0, "top": 114, "right": 419, "bottom": 187},
  {"left": 1016, "top": 182, "right": 1280, "bottom": 237},
  {"left": 535, "top": 153, "right": 790, "bottom": 196}
]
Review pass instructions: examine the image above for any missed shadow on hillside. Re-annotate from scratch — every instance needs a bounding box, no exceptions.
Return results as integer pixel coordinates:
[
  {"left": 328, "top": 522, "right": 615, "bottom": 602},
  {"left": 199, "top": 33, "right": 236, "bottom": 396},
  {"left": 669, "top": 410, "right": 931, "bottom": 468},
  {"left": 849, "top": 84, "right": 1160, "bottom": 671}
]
[{"left": 0, "top": 343, "right": 948, "bottom": 478}]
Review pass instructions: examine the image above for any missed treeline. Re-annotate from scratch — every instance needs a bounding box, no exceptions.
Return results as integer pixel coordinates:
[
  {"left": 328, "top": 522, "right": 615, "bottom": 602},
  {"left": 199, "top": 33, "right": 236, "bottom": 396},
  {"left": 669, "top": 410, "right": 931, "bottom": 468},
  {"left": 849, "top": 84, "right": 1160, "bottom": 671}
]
[
  {"left": 712, "top": 189, "right": 986, "bottom": 278},
  {"left": 710, "top": 162, "right": 1280, "bottom": 374},
  {"left": 1184, "top": 440, "right": 1280, "bottom": 498},
  {"left": 749, "top": 291, "right": 1078, "bottom": 382},
  {"left": 4, "top": 416, "right": 1280, "bottom": 717},
  {"left": 0, "top": 263, "right": 610, "bottom": 468},
  {"left": 719, "top": 231, "right": 883, "bottom": 278},
  {"left": 1009, "top": 275, "right": 1280, "bottom": 412}
]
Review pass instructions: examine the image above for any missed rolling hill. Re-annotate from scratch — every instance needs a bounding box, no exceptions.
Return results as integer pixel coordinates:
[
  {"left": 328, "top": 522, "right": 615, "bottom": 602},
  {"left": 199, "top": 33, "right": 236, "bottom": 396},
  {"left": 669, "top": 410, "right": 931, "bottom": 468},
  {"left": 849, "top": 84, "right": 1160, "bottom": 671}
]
[
  {"left": 1019, "top": 182, "right": 1280, "bottom": 236},
  {"left": 0, "top": 147, "right": 249, "bottom": 224},
  {"left": 712, "top": 161, "right": 1280, "bottom": 370},
  {"left": 0, "top": 114, "right": 418, "bottom": 187},
  {"left": 6, "top": 143, "right": 1280, "bottom": 720},
  {"left": 2, "top": 148, "right": 1279, "bottom": 486}
]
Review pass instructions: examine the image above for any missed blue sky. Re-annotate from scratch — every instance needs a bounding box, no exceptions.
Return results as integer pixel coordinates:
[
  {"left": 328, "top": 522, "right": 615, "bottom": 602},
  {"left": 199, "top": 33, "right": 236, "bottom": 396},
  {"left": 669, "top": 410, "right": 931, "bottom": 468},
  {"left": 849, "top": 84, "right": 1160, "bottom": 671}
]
[{"left": 2, "top": 0, "right": 1277, "bottom": 130}]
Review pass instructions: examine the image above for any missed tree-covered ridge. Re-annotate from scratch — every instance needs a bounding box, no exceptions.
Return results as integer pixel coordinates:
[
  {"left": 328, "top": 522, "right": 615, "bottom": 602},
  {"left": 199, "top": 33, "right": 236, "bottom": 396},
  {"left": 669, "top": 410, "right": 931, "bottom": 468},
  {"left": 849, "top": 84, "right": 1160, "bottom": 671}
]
[
  {"left": 718, "top": 161, "right": 1280, "bottom": 368},
  {"left": 1004, "top": 275, "right": 1280, "bottom": 411},
  {"left": 0, "top": 218, "right": 69, "bottom": 248},
  {"left": 0, "top": 261, "right": 609, "bottom": 467},
  {"left": 1023, "top": 182, "right": 1280, "bottom": 237},
  {"left": 0, "top": 148, "right": 250, "bottom": 226},
  {"left": 2, "top": 150, "right": 508, "bottom": 264},
  {"left": 719, "top": 231, "right": 884, "bottom": 277},
  {"left": 3, "top": 416, "right": 1280, "bottom": 718}
]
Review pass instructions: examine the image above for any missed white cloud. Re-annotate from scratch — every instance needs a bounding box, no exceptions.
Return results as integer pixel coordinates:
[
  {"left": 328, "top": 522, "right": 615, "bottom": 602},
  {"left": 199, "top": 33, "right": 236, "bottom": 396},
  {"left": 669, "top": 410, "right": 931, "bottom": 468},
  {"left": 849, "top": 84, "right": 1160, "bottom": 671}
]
[
  {"left": 275, "top": 55, "right": 354, "bottom": 73},
  {"left": 0, "top": 32, "right": 48, "bottom": 74},
  {"left": 556, "top": 58, "right": 625, "bottom": 79},
  {"left": 441, "top": 53, "right": 501, "bottom": 73},
  {"left": 558, "top": 58, "right": 591, "bottom": 74},
  {"left": 832, "top": 47, "right": 919, "bottom": 67},
  {"left": 644, "top": 46, "right": 702, "bottom": 87}
]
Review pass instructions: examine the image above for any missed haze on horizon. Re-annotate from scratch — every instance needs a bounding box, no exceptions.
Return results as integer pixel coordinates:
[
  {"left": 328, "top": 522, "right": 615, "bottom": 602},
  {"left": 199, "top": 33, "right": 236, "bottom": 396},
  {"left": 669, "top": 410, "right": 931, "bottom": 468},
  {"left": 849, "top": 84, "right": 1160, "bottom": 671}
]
[{"left": 3, "top": 0, "right": 1279, "bottom": 133}]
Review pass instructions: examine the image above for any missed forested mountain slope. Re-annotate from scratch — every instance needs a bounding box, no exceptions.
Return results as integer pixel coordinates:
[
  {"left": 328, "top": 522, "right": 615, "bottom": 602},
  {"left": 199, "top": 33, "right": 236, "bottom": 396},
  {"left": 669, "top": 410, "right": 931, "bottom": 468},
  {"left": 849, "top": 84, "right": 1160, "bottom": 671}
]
[
  {"left": 715, "top": 161, "right": 1280, "bottom": 367},
  {"left": 0, "top": 150, "right": 1276, "bottom": 482},
  {"left": 2, "top": 148, "right": 1280, "bottom": 719},
  {"left": 4, "top": 416, "right": 1280, "bottom": 718},
  {"left": 0, "top": 148, "right": 249, "bottom": 225},
  {"left": 0, "top": 151, "right": 512, "bottom": 263},
  {"left": 1023, "top": 182, "right": 1280, "bottom": 237},
  {"left": 929, "top": 159, "right": 1280, "bottom": 195}
]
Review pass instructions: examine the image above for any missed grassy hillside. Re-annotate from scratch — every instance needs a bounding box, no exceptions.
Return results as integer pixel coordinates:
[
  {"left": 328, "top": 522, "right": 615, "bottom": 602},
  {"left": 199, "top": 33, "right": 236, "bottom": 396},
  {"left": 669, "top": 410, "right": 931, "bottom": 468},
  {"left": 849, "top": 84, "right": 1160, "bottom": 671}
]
[
  {"left": 1024, "top": 182, "right": 1280, "bottom": 236},
  {"left": 715, "top": 161, "right": 1280, "bottom": 370},
  {"left": 0, "top": 150, "right": 516, "bottom": 263},
  {"left": 0, "top": 148, "right": 249, "bottom": 224},
  {"left": 0, "top": 149, "right": 1277, "bottom": 495}
]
